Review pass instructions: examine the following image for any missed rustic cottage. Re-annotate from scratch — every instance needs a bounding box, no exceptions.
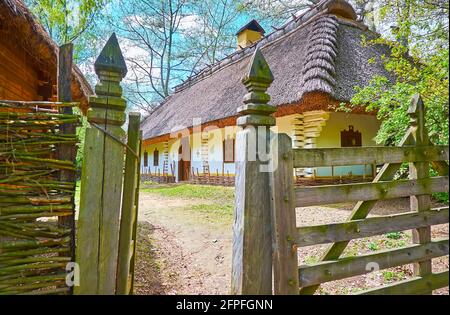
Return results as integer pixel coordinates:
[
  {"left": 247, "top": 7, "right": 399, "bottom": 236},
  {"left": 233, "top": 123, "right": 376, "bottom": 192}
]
[
  {"left": 140, "top": 0, "right": 391, "bottom": 184},
  {"left": 0, "top": 0, "right": 91, "bottom": 110}
]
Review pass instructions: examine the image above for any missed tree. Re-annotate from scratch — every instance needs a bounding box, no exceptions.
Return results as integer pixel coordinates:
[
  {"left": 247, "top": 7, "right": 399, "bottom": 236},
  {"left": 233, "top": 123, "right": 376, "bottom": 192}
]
[
  {"left": 26, "top": 0, "right": 109, "bottom": 65},
  {"left": 116, "top": 0, "right": 191, "bottom": 111}
]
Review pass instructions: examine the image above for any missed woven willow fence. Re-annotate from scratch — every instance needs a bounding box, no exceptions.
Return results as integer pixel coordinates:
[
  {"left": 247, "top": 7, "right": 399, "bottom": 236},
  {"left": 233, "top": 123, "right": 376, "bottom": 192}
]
[{"left": 0, "top": 101, "right": 79, "bottom": 295}]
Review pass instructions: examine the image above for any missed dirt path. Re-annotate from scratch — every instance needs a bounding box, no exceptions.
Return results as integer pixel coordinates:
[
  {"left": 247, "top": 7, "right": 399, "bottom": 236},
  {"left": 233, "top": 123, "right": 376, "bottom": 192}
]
[
  {"left": 135, "top": 190, "right": 448, "bottom": 295},
  {"left": 136, "top": 193, "right": 232, "bottom": 295}
]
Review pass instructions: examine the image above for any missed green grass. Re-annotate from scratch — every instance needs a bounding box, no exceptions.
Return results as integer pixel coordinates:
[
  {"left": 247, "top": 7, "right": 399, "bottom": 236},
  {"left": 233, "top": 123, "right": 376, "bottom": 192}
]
[
  {"left": 141, "top": 184, "right": 236, "bottom": 222},
  {"left": 141, "top": 184, "right": 235, "bottom": 201},
  {"left": 190, "top": 203, "right": 234, "bottom": 219}
]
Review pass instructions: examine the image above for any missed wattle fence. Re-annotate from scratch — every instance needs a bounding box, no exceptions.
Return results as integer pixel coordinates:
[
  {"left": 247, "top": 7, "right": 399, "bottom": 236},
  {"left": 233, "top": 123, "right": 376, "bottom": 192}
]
[{"left": 0, "top": 100, "right": 79, "bottom": 295}]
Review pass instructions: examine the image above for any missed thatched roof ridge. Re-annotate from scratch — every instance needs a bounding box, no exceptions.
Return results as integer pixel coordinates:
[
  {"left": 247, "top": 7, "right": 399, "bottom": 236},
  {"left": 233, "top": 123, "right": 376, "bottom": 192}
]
[
  {"left": 141, "top": 0, "right": 391, "bottom": 141},
  {"left": 0, "top": 0, "right": 93, "bottom": 109}
]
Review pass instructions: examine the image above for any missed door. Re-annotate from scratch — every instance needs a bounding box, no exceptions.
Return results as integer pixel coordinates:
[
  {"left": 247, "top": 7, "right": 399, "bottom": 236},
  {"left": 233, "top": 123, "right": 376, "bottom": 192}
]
[{"left": 177, "top": 137, "right": 191, "bottom": 181}]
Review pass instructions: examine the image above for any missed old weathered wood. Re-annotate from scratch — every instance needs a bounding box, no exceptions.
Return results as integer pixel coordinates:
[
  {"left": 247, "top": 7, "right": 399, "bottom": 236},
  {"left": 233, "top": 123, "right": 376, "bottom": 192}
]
[
  {"left": 295, "top": 176, "right": 448, "bottom": 207},
  {"left": 270, "top": 133, "right": 299, "bottom": 294},
  {"left": 298, "top": 239, "right": 449, "bottom": 287},
  {"left": 293, "top": 145, "right": 448, "bottom": 167},
  {"left": 297, "top": 207, "right": 449, "bottom": 247},
  {"left": 358, "top": 271, "right": 449, "bottom": 295},
  {"left": 75, "top": 33, "right": 128, "bottom": 295},
  {"left": 408, "top": 94, "right": 432, "bottom": 293},
  {"left": 129, "top": 131, "right": 143, "bottom": 294},
  {"left": 56, "top": 44, "right": 76, "bottom": 265},
  {"left": 299, "top": 129, "right": 415, "bottom": 294},
  {"left": 116, "top": 112, "right": 141, "bottom": 295},
  {"left": 231, "top": 49, "right": 275, "bottom": 295}
]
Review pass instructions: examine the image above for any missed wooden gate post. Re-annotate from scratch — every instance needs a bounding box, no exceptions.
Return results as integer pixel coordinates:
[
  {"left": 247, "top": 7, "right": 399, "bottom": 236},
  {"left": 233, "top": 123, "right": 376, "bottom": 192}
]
[
  {"left": 75, "top": 33, "right": 128, "bottom": 295},
  {"left": 408, "top": 94, "right": 432, "bottom": 293},
  {"left": 270, "top": 134, "right": 299, "bottom": 294},
  {"left": 117, "top": 112, "right": 141, "bottom": 295},
  {"left": 231, "top": 49, "right": 276, "bottom": 294}
]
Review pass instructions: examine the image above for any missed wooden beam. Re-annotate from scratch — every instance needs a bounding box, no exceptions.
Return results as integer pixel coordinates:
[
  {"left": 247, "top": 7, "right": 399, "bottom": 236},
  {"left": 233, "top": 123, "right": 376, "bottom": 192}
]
[
  {"left": 298, "top": 239, "right": 449, "bottom": 288},
  {"left": 56, "top": 44, "right": 76, "bottom": 284},
  {"left": 296, "top": 207, "right": 449, "bottom": 247},
  {"left": 358, "top": 271, "right": 449, "bottom": 295},
  {"left": 270, "top": 133, "right": 299, "bottom": 294},
  {"left": 293, "top": 145, "right": 449, "bottom": 167},
  {"left": 116, "top": 112, "right": 141, "bottom": 295},
  {"left": 295, "top": 176, "right": 448, "bottom": 207}
]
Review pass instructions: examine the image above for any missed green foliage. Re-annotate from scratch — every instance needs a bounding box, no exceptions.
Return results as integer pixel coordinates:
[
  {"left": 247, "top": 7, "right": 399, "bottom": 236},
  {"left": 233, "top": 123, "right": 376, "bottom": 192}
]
[
  {"left": 385, "top": 231, "right": 403, "bottom": 240},
  {"left": 382, "top": 270, "right": 406, "bottom": 282},
  {"left": 367, "top": 242, "right": 378, "bottom": 251},
  {"left": 26, "top": 0, "right": 108, "bottom": 44},
  {"left": 74, "top": 107, "right": 87, "bottom": 176},
  {"left": 348, "top": 0, "right": 449, "bottom": 147}
]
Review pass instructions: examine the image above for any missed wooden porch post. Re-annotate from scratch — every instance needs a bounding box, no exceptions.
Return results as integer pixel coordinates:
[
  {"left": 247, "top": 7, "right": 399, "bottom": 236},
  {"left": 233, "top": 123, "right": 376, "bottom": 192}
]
[
  {"left": 231, "top": 49, "right": 276, "bottom": 294},
  {"left": 75, "top": 33, "right": 128, "bottom": 295}
]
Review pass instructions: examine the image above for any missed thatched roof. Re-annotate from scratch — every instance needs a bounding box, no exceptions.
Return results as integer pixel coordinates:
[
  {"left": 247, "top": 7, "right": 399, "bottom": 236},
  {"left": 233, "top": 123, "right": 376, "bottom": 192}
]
[
  {"left": 0, "top": 0, "right": 92, "bottom": 110},
  {"left": 141, "top": 0, "right": 391, "bottom": 141}
]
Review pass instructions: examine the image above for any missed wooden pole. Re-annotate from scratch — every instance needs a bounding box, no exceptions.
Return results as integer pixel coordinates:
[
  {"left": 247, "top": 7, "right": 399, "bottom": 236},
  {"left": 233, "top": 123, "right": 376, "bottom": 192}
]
[
  {"left": 56, "top": 44, "right": 76, "bottom": 264},
  {"left": 129, "top": 130, "right": 143, "bottom": 294},
  {"left": 75, "top": 33, "right": 128, "bottom": 295},
  {"left": 408, "top": 94, "right": 432, "bottom": 294},
  {"left": 116, "top": 112, "right": 141, "bottom": 295},
  {"left": 231, "top": 48, "right": 276, "bottom": 295},
  {"left": 270, "top": 134, "right": 299, "bottom": 294}
]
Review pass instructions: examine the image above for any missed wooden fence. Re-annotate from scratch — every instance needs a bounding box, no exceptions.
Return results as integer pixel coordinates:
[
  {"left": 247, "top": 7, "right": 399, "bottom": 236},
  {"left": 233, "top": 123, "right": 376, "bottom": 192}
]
[{"left": 232, "top": 49, "right": 449, "bottom": 295}]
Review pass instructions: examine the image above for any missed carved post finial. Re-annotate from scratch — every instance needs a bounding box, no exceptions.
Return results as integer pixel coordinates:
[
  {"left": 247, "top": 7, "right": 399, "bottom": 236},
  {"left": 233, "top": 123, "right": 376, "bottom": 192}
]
[
  {"left": 407, "top": 93, "right": 427, "bottom": 144},
  {"left": 88, "top": 33, "right": 128, "bottom": 127},
  {"left": 237, "top": 48, "right": 276, "bottom": 127}
]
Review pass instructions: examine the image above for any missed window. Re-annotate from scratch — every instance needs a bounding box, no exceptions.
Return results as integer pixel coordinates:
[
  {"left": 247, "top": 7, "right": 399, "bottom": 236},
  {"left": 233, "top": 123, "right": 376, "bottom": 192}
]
[
  {"left": 341, "top": 125, "right": 362, "bottom": 147},
  {"left": 153, "top": 149, "right": 159, "bottom": 167},
  {"left": 223, "top": 137, "right": 235, "bottom": 163},
  {"left": 143, "top": 151, "right": 148, "bottom": 167}
]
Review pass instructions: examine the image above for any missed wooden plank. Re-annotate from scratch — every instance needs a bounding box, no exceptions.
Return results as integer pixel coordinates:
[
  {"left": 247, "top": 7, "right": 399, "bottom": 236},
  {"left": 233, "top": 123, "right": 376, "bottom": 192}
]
[
  {"left": 408, "top": 94, "right": 432, "bottom": 293},
  {"left": 297, "top": 207, "right": 449, "bottom": 247},
  {"left": 270, "top": 133, "right": 299, "bottom": 294},
  {"left": 295, "top": 176, "right": 448, "bottom": 207},
  {"left": 293, "top": 145, "right": 449, "bottom": 167},
  {"left": 299, "top": 239, "right": 449, "bottom": 287},
  {"left": 116, "top": 113, "right": 141, "bottom": 295},
  {"left": 74, "top": 127, "right": 105, "bottom": 294},
  {"left": 358, "top": 271, "right": 449, "bottom": 295},
  {"left": 129, "top": 131, "right": 143, "bottom": 294}
]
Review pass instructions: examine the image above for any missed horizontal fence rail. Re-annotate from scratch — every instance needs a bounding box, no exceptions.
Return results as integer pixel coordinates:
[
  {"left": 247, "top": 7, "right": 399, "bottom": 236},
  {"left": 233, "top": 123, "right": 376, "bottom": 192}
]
[
  {"left": 298, "top": 239, "right": 449, "bottom": 287},
  {"left": 296, "top": 207, "right": 449, "bottom": 247},
  {"left": 295, "top": 176, "right": 449, "bottom": 207},
  {"left": 293, "top": 145, "right": 449, "bottom": 167},
  {"left": 357, "top": 271, "right": 449, "bottom": 295}
]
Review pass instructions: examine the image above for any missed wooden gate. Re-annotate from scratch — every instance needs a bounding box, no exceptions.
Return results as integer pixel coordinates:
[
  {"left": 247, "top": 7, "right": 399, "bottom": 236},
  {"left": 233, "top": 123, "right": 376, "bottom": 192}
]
[
  {"left": 270, "top": 94, "right": 449, "bottom": 295},
  {"left": 232, "top": 49, "right": 449, "bottom": 295}
]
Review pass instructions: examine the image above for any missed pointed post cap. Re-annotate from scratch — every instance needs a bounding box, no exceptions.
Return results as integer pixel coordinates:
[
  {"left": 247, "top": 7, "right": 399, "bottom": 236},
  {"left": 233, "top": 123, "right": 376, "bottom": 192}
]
[
  {"left": 242, "top": 48, "right": 274, "bottom": 85},
  {"left": 94, "top": 33, "right": 127, "bottom": 78},
  {"left": 407, "top": 93, "right": 425, "bottom": 126}
]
